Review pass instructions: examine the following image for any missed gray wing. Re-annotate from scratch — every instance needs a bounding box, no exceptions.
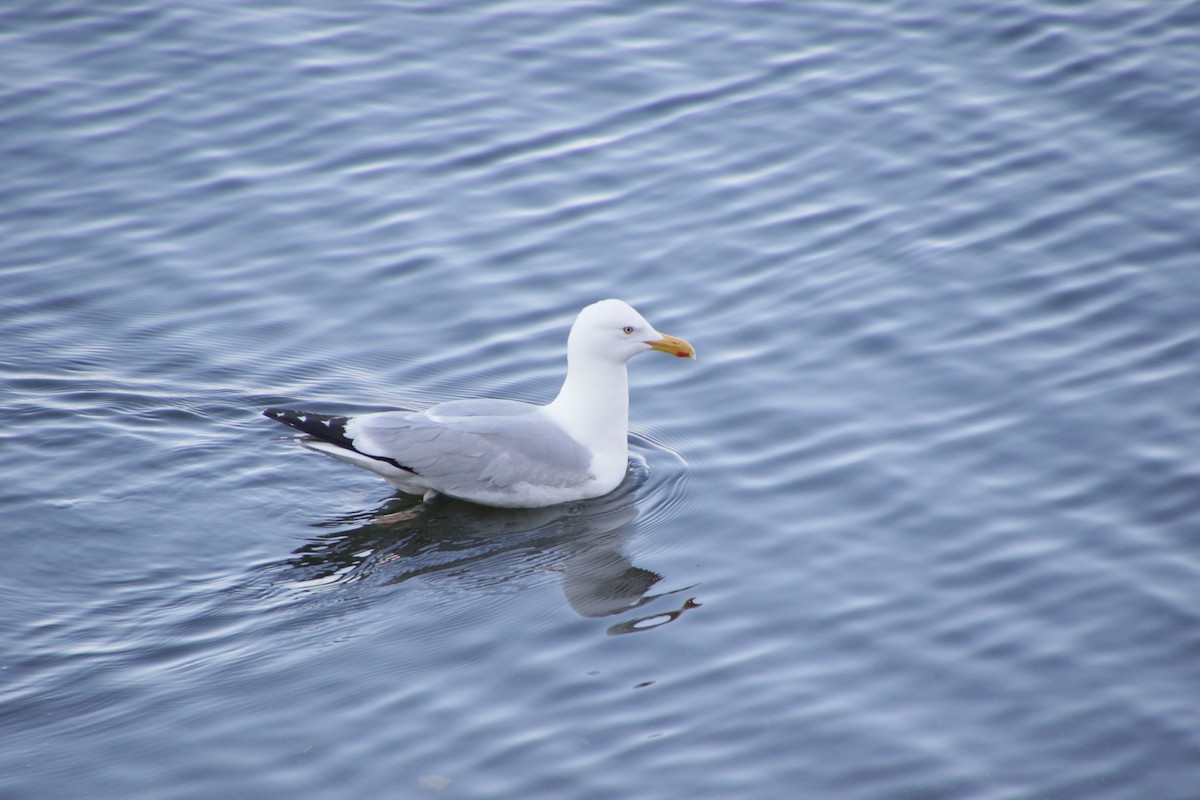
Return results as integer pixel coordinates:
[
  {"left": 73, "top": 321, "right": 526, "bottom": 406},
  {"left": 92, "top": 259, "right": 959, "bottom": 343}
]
[
  {"left": 344, "top": 405, "right": 593, "bottom": 497},
  {"left": 426, "top": 398, "right": 539, "bottom": 417}
]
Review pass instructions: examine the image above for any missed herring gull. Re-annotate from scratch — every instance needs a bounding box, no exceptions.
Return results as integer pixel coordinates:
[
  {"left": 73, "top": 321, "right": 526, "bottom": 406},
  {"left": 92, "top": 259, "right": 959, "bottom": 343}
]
[{"left": 263, "top": 299, "right": 695, "bottom": 508}]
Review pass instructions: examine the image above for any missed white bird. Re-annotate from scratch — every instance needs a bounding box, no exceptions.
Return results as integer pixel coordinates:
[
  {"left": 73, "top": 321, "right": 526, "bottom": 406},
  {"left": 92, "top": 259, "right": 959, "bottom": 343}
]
[{"left": 264, "top": 299, "right": 695, "bottom": 508}]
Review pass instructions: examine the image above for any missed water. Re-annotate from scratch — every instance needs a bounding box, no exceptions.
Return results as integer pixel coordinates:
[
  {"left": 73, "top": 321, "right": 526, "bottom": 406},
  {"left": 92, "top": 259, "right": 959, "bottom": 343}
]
[{"left": 3, "top": 1, "right": 1199, "bottom": 797}]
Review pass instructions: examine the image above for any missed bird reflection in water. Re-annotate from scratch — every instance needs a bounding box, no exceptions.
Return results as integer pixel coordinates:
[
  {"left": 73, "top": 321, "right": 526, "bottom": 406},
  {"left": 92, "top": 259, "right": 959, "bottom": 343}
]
[{"left": 285, "top": 473, "right": 699, "bottom": 635}]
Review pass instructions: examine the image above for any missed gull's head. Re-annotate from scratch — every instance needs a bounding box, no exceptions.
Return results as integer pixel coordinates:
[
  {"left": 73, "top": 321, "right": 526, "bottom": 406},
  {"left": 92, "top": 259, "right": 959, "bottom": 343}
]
[{"left": 569, "top": 299, "right": 696, "bottom": 364}]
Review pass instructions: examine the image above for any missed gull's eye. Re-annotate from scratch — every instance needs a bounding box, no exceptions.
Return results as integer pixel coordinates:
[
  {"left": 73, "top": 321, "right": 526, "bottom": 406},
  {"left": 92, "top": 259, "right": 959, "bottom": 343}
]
[{"left": 622, "top": 326, "right": 635, "bottom": 335}]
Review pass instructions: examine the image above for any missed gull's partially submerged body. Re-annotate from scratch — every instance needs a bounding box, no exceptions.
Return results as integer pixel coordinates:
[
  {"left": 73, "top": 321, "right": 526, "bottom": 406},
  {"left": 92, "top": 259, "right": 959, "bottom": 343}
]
[{"left": 264, "top": 299, "right": 695, "bottom": 508}]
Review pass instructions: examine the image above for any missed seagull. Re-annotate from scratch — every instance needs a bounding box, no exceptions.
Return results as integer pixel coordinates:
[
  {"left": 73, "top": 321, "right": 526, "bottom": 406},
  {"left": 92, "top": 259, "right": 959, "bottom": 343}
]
[{"left": 264, "top": 299, "right": 695, "bottom": 508}]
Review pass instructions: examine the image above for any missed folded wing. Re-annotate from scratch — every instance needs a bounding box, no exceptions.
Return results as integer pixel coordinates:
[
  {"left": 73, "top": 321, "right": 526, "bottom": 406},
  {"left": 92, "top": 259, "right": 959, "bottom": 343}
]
[{"left": 346, "top": 404, "right": 594, "bottom": 498}]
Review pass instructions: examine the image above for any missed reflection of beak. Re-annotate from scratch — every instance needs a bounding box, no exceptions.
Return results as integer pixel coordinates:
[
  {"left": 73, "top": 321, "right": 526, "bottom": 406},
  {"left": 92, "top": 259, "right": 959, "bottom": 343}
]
[{"left": 645, "top": 334, "right": 696, "bottom": 359}]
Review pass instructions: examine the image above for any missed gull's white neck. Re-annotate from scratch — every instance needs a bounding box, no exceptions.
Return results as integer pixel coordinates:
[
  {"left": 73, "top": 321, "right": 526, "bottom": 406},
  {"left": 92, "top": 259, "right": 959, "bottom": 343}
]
[{"left": 543, "top": 351, "right": 630, "bottom": 458}]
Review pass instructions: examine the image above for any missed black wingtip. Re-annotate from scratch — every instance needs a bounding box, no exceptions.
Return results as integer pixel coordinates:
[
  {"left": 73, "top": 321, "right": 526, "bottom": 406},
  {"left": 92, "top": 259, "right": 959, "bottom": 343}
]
[
  {"left": 263, "top": 407, "right": 313, "bottom": 429},
  {"left": 263, "top": 407, "right": 420, "bottom": 475},
  {"left": 262, "top": 407, "right": 355, "bottom": 448}
]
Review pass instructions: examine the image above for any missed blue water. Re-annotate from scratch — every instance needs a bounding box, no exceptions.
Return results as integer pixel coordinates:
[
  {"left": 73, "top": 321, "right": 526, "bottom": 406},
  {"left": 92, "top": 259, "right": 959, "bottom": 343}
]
[{"left": 3, "top": 1, "right": 1200, "bottom": 798}]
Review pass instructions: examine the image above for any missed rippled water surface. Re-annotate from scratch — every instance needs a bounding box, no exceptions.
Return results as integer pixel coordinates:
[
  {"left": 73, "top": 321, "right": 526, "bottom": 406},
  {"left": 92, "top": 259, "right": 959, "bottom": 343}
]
[{"left": 3, "top": 1, "right": 1199, "bottom": 798}]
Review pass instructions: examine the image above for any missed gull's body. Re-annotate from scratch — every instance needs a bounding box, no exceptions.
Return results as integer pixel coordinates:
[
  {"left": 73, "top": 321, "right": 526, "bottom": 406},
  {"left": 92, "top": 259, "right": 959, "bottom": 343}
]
[{"left": 264, "top": 299, "right": 694, "bottom": 508}]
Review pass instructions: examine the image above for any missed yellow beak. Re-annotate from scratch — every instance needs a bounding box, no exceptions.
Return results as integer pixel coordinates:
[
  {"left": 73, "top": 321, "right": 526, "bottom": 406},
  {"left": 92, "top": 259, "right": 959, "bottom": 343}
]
[{"left": 646, "top": 334, "right": 696, "bottom": 359}]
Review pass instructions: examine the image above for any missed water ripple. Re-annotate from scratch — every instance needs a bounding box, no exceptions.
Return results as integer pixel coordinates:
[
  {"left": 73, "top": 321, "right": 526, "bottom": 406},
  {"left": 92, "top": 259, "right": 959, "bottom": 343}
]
[{"left": 3, "top": 0, "right": 1200, "bottom": 797}]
